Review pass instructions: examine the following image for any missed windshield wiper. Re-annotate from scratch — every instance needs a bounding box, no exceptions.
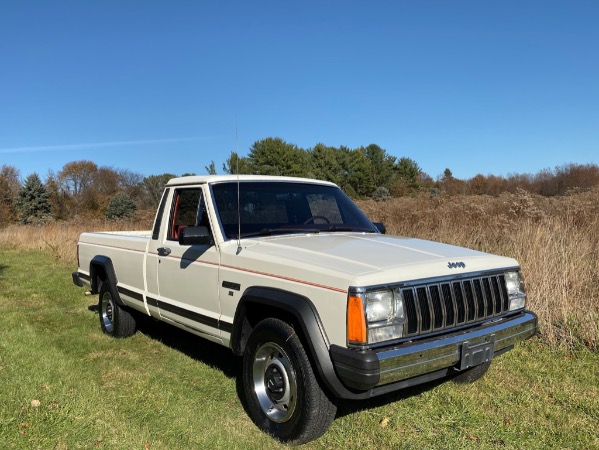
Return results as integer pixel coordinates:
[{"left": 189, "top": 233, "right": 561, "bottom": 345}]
[
  {"left": 240, "top": 228, "right": 320, "bottom": 238},
  {"left": 326, "top": 226, "right": 376, "bottom": 233}
]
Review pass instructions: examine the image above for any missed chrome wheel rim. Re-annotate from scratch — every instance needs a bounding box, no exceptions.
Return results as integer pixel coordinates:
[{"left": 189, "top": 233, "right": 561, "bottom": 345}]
[
  {"left": 100, "top": 291, "right": 114, "bottom": 333},
  {"left": 252, "top": 342, "right": 297, "bottom": 423}
]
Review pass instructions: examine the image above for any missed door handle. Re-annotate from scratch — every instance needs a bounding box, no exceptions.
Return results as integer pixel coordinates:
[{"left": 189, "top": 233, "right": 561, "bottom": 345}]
[{"left": 157, "top": 247, "right": 171, "bottom": 256}]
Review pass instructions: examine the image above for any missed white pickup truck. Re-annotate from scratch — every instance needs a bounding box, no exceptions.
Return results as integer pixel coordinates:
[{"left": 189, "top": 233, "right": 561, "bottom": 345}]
[{"left": 73, "top": 175, "right": 537, "bottom": 443}]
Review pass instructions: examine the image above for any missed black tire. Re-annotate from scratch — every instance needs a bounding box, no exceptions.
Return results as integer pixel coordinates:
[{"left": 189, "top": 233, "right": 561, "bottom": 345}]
[
  {"left": 98, "top": 281, "right": 136, "bottom": 338},
  {"left": 452, "top": 361, "right": 492, "bottom": 384},
  {"left": 242, "top": 318, "right": 337, "bottom": 444}
]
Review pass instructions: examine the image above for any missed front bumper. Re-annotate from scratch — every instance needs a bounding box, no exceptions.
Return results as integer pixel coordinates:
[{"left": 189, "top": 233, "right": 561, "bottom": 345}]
[{"left": 330, "top": 311, "right": 537, "bottom": 393}]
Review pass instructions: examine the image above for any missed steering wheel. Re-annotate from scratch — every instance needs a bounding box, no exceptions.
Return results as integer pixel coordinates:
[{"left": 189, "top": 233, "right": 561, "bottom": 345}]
[{"left": 303, "top": 215, "right": 330, "bottom": 224}]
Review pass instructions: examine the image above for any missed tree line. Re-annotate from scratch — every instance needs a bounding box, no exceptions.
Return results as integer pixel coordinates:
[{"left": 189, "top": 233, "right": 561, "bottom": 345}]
[
  {"left": 221, "top": 137, "right": 599, "bottom": 198},
  {"left": 1, "top": 137, "right": 598, "bottom": 225}
]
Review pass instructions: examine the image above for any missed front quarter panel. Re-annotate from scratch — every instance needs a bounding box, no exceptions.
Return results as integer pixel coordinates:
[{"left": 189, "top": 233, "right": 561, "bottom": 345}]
[{"left": 218, "top": 240, "right": 350, "bottom": 348}]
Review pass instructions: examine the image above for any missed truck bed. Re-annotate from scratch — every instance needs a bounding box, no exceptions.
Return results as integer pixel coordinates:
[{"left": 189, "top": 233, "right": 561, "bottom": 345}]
[{"left": 77, "top": 230, "right": 152, "bottom": 312}]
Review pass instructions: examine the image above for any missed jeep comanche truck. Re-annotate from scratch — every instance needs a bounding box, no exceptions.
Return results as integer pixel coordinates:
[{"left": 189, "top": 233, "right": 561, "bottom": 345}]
[{"left": 72, "top": 175, "right": 538, "bottom": 443}]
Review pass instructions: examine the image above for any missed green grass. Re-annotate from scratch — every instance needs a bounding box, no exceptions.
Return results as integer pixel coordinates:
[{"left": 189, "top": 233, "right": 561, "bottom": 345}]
[{"left": 0, "top": 249, "right": 597, "bottom": 449}]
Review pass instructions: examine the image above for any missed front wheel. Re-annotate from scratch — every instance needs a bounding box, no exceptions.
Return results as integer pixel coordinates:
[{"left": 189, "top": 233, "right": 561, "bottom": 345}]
[
  {"left": 242, "top": 318, "right": 336, "bottom": 444},
  {"left": 98, "top": 282, "right": 136, "bottom": 338}
]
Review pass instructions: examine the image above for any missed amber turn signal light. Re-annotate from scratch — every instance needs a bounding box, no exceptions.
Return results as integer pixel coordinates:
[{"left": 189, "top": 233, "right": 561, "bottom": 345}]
[{"left": 347, "top": 295, "right": 366, "bottom": 344}]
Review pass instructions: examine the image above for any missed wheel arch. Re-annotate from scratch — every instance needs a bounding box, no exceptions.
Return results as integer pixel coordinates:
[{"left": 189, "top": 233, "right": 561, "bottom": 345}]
[
  {"left": 89, "top": 255, "right": 124, "bottom": 306},
  {"left": 231, "top": 286, "right": 353, "bottom": 398}
]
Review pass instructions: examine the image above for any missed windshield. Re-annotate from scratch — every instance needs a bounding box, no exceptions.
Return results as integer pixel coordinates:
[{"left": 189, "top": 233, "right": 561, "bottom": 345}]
[{"left": 211, "top": 181, "right": 378, "bottom": 239}]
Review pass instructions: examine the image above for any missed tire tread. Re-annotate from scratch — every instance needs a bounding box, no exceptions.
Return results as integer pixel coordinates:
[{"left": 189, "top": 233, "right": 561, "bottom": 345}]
[{"left": 243, "top": 318, "right": 336, "bottom": 444}]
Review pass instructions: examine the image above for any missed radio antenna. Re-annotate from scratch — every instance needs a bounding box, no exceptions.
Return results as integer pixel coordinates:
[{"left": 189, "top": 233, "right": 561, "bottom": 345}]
[{"left": 236, "top": 116, "right": 242, "bottom": 255}]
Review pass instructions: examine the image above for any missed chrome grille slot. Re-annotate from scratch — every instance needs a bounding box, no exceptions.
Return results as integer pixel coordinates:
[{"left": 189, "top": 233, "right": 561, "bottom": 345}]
[
  {"left": 442, "top": 283, "right": 455, "bottom": 326},
  {"left": 464, "top": 280, "right": 476, "bottom": 322},
  {"left": 473, "top": 279, "right": 485, "bottom": 319},
  {"left": 453, "top": 282, "right": 466, "bottom": 323},
  {"left": 417, "top": 287, "right": 431, "bottom": 332},
  {"left": 403, "top": 289, "right": 419, "bottom": 335},
  {"left": 500, "top": 275, "right": 509, "bottom": 311},
  {"left": 492, "top": 276, "right": 502, "bottom": 314},
  {"left": 483, "top": 278, "right": 494, "bottom": 315},
  {"left": 401, "top": 274, "right": 510, "bottom": 338},
  {"left": 430, "top": 285, "right": 444, "bottom": 329}
]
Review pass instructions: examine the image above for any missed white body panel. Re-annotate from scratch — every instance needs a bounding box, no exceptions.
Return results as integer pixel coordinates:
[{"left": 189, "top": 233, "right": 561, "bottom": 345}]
[{"left": 78, "top": 231, "right": 151, "bottom": 314}]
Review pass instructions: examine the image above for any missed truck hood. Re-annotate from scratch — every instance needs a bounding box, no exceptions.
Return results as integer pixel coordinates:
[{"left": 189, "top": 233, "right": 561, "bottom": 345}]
[{"left": 239, "top": 233, "right": 517, "bottom": 287}]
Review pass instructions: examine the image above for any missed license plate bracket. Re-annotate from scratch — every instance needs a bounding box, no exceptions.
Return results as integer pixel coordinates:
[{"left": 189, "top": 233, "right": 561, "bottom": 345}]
[{"left": 459, "top": 336, "right": 495, "bottom": 371}]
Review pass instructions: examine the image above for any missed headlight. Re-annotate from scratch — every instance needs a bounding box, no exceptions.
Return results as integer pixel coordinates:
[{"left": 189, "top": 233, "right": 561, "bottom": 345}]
[
  {"left": 505, "top": 271, "right": 526, "bottom": 311},
  {"left": 364, "top": 288, "right": 405, "bottom": 344},
  {"left": 365, "top": 289, "right": 398, "bottom": 322},
  {"left": 347, "top": 288, "right": 406, "bottom": 346}
]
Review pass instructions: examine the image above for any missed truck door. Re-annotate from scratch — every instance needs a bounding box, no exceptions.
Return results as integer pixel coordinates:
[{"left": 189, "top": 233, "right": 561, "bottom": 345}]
[{"left": 150, "top": 186, "right": 222, "bottom": 343}]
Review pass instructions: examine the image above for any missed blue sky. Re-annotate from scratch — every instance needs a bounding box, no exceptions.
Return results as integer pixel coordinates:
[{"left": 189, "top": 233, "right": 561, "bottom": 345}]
[{"left": 1, "top": 1, "right": 597, "bottom": 181}]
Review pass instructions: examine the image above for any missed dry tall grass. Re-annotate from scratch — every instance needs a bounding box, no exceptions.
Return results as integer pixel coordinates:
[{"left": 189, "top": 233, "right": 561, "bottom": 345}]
[
  {"left": 360, "top": 187, "right": 599, "bottom": 351},
  {"left": 1, "top": 190, "right": 597, "bottom": 350},
  {"left": 0, "top": 211, "right": 155, "bottom": 262}
]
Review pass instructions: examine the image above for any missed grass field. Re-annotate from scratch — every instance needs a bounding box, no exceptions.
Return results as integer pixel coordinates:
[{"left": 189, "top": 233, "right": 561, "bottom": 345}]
[{"left": 1, "top": 248, "right": 598, "bottom": 449}]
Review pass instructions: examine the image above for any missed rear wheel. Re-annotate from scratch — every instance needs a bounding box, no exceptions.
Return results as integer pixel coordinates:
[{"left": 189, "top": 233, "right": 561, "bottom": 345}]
[
  {"left": 242, "top": 318, "right": 336, "bottom": 444},
  {"left": 98, "top": 282, "right": 136, "bottom": 338}
]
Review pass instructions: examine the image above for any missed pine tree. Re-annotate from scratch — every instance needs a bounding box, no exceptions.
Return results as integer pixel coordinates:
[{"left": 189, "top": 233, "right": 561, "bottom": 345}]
[
  {"left": 106, "top": 192, "right": 137, "bottom": 220},
  {"left": 17, "top": 173, "right": 52, "bottom": 224}
]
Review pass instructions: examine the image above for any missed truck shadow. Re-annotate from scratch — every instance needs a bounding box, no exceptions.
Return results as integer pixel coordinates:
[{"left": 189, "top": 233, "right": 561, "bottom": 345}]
[
  {"left": 130, "top": 310, "right": 446, "bottom": 419},
  {"left": 334, "top": 378, "right": 446, "bottom": 419},
  {"left": 130, "top": 312, "right": 253, "bottom": 415},
  {"left": 0, "top": 264, "right": 7, "bottom": 287},
  {"left": 132, "top": 312, "right": 241, "bottom": 379}
]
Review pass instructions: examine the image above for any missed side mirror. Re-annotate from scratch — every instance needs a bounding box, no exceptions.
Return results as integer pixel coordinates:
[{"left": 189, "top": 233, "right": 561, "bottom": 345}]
[
  {"left": 373, "top": 222, "right": 386, "bottom": 234},
  {"left": 179, "top": 226, "right": 211, "bottom": 246}
]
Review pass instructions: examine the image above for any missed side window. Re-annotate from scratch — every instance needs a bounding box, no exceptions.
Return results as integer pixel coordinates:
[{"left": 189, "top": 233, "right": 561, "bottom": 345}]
[{"left": 167, "top": 188, "right": 204, "bottom": 240}]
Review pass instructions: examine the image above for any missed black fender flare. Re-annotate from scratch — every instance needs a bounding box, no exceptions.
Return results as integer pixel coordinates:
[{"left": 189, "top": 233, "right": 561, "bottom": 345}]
[
  {"left": 231, "top": 286, "right": 360, "bottom": 399},
  {"left": 89, "top": 256, "right": 124, "bottom": 306}
]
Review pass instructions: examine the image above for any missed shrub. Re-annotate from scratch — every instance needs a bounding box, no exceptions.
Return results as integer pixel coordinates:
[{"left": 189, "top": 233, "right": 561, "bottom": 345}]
[
  {"left": 106, "top": 192, "right": 137, "bottom": 220},
  {"left": 371, "top": 186, "right": 391, "bottom": 202}
]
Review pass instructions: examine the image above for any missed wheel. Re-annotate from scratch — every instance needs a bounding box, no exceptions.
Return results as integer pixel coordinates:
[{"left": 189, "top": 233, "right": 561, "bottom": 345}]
[
  {"left": 452, "top": 361, "right": 491, "bottom": 384},
  {"left": 242, "top": 318, "right": 337, "bottom": 444},
  {"left": 98, "top": 281, "right": 136, "bottom": 338},
  {"left": 303, "top": 215, "right": 330, "bottom": 224}
]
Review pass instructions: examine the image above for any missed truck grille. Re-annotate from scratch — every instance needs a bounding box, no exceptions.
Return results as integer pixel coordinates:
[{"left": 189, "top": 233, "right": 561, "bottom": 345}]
[{"left": 401, "top": 274, "right": 509, "bottom": 337}]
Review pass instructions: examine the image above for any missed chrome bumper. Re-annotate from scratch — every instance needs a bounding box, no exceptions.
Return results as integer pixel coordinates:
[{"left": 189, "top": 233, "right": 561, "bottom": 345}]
[
  {"left": 376, "top": 311, "right": 537, "bottom": 386},
  {"left": 328, "top": 311, "right": 537, "bottom": 395}
]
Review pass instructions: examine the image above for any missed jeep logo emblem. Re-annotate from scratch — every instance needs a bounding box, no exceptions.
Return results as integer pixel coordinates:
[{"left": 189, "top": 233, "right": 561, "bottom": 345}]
[{"left": 448, "top": 262, "right": 466, "bottom": 269}]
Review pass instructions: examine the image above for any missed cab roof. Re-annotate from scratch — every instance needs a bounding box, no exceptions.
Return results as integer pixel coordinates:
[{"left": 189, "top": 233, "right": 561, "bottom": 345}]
[{"left": 166, "top": 174, "right": 338, "bottom": 187}]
